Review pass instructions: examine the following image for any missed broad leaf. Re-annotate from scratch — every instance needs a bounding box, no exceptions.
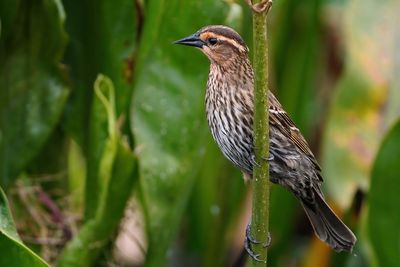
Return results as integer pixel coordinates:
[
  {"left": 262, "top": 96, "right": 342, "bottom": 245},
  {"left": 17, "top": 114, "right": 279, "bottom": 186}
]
[
  {"left": 57, "top": 75, "right": 137, "bottom": 267},
  {"left": 62, "top": 0, "right": 136, "bottom": 219},
  {"left": 0, "top": 188, "right": 50, "bottom": 267},
  {"left": 367, "top": 120, "right": 400, "bottom": 267},
  {"left": 0, "top": 0, "right": 69, "bottom": 188}
]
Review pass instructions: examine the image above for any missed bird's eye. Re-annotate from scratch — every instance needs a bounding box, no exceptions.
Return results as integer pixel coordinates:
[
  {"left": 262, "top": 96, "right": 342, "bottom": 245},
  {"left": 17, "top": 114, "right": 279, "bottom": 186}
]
[{"left": 208, "top": 38, "right": 218, "bottom": 45}]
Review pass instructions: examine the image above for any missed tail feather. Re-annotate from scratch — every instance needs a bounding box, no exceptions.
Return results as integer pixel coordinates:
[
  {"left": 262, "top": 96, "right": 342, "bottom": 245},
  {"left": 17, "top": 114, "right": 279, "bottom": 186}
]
[{"left": 300, "top": 188, "right": 357, "bottom": 252}]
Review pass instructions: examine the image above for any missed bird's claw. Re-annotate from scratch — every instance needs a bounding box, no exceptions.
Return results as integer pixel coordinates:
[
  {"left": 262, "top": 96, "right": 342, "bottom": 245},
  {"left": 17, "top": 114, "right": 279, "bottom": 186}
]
[
  {"left": 245, "top": 223, "right": 271, "bottom": 263},
  {"left": 246, "top": 224, "right": 271, "bottom": 247},
  {"left": 245, "top": 239, "right": 265, "bottom": 263}
]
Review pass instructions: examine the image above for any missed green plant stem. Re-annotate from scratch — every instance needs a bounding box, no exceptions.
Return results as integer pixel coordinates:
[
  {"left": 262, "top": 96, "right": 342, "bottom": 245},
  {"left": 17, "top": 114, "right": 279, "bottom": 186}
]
[{"left": 249, "top": 0, "right": 271, "bottom": 266}]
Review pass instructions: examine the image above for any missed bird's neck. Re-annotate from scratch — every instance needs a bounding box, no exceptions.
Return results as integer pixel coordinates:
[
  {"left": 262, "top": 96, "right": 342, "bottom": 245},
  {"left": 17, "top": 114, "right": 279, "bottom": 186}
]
[
  {"left": 206, "top": 56, "right": 254, "bottom": 115},
  {"left": 211, "top": 55, "right": 252, "bottom": 73},
  {"left": 208, "top": 56, "right": 254, "bottom": 92}
]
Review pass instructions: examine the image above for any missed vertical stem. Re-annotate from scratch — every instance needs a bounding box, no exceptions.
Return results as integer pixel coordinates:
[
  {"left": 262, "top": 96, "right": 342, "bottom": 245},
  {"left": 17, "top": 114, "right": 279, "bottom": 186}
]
[{"left": 249, "top": 0, "right": 271, "bottom": 266}]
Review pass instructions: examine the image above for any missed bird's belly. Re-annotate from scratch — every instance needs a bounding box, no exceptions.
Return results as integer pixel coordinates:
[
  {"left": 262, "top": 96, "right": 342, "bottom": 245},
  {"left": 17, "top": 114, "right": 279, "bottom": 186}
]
[
  {"left": 207, "top": 111, "right": 254, "bottom": 174},
  {"left": 206, "top": 107, "right": 318, "bottom": 194}
]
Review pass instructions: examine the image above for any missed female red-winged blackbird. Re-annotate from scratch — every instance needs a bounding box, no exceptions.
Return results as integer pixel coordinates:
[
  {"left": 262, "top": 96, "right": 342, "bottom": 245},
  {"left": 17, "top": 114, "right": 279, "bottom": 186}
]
[{"left": 175, "top": 25, "right": 356, "bottom": 258}]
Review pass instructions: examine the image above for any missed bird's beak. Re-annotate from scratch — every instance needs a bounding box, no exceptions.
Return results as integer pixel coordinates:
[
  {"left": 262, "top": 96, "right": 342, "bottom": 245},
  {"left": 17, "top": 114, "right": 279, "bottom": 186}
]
[{"left": 174, "top": 33, "right": 205, "bottom": 48}]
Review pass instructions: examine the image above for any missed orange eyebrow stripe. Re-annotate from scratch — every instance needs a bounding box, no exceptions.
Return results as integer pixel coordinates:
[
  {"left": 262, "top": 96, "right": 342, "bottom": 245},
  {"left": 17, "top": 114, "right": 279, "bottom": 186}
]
[
  {"left": 200, "top": 32, "right": 247, "bottom": 52},
  {"left": 200, "top": 32, "right": 217, "bottom": 40}
]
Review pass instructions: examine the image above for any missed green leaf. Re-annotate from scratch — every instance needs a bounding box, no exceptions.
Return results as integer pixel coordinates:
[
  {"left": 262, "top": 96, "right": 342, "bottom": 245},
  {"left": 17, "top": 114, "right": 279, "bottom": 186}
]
[
  {"left": 0, "top": 188, "right": 50, "bottom": 267},
  {"left": 57, "top": 141, "right": 136, "bottom": 267},
  {"left": 131, "top": 1, "right": 231, "bottom": 266},
  {"left": 62, "top": 0, "right": 137, "bottom": 142},
  {"left": 0, "top": 188, "right": 19, "bottom": 241},
  {"left": 57, "top": 75, "right": 137, "bottom": 267},
  {"left": 367, "top": 119, "right": 400, "bottom": 267},
  {"left": 0, "top": 0, "right": 69, "bottom": 188},
  {"left": 62, "top": 0, "right": 136, "bottom": 219}
]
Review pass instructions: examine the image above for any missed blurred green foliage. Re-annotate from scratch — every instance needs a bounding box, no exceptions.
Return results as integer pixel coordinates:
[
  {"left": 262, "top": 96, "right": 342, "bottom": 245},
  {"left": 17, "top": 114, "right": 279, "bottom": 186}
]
[
  {"left": 0, "top": 189, "right": 50, "bottom": 267},
  {"left": 0, "top": 0, "right": 399, "bottom": 266},
  {"left": 62, "top": 0, "right": 137, "bottom": 220},
  {"left": 0, "top": 0, "right": 69, "bottom": 188},
  {"left": 57, "top": 75, "right": 137, "bottom": 267},
  {"left": 367, "top": 120, "right": 400, "bottom": 267},
  {"left": 322, "top": 0, "right": 400, "bottom": 209}
]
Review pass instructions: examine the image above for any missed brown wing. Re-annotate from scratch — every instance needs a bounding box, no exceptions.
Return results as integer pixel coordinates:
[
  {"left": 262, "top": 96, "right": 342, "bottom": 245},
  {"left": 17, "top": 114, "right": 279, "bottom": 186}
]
[{"left": 268, "top": 91, "right": 322, "bottom": 176}]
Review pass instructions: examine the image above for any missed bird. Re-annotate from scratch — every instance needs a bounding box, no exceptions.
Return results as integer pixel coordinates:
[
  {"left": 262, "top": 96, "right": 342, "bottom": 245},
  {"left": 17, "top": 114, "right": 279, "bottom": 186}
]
[{"left": 174, "top": 25, "right": 356, "bottom": 259}]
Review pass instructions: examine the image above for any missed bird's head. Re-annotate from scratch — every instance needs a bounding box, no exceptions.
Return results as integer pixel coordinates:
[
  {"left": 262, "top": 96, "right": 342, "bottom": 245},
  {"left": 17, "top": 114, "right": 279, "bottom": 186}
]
[{"left": 174, "top": 25, "right": 249, "bottom": 67}]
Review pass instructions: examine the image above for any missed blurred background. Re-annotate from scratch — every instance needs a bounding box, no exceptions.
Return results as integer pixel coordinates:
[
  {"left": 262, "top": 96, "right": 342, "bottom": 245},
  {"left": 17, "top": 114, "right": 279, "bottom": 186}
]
[{"left": 0, "top": 0, "right": 399, "bottom": 266}]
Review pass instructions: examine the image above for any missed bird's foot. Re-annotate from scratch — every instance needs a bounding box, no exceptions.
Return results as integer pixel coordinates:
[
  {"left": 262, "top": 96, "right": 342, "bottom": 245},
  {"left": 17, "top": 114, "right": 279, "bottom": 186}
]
[{"left": 245, "top": 223, "right": 271, "bottom": 263}]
